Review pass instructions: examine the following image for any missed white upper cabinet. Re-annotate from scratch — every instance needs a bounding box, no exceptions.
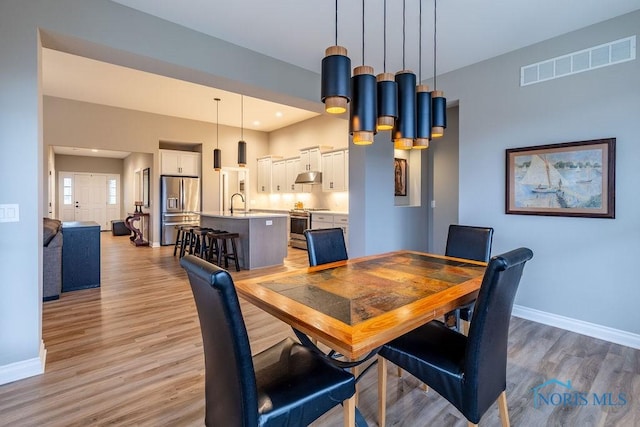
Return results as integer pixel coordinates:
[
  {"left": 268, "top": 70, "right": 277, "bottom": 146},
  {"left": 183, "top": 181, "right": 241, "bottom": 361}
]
[
  {"left": 272, "top": 159, "right": 286, "bottom": 193},
  {"left": 257, "top": 157, "right": 273, "bottom": 193},
  {"left": 160, "top": 150, "right": 201, "bottom": 176},
  {"left": 299, "top": 147, "right": 322, "bottom": 173},
  {"left": 322, "top": 149, "right": 348, "bottom": 192},
  {"left": 285, "top": 158, "right": 303, "bottom": 193}
]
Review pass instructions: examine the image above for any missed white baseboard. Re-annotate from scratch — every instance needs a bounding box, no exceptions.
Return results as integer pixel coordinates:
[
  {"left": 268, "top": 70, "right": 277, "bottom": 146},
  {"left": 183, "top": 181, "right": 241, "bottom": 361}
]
[
  {"left": 512, "top": 305, "right": 640, "bottom": 350},
  {"left": 0, "top": 340, "right": 46, "bottom": 386}
]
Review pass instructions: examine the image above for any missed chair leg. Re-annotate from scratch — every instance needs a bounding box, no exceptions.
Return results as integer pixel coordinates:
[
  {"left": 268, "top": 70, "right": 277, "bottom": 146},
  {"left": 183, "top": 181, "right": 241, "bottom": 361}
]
[
  {"left": 352, "top": 364, "right": 360, "bottom": 407},
  {"left": 468, "top": 423, "right": 478, "bottom": 427},
  {"left": 498, "top": 391, "right": 510, "bottom": 427},
  {"left": 229, "top": 236, "right": 240, "bottom": 271},
  {"left": 397, "top": 366, "right": 402, "bottom": 377},
  {"left": 343, "top": 395, "right": 355, "bottom": 427},
  {"left": 461, "top": 319, "right": 470, "bottom": 336},
  {"left": 378, "top": 356, "right": 387, "bottom": 427}
]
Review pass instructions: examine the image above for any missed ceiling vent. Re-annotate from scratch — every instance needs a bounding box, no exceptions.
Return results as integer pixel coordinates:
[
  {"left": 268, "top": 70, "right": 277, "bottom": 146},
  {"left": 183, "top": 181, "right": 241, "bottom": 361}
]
[{"left": 521, "top": 36, "right": 636, "bottom": 86}]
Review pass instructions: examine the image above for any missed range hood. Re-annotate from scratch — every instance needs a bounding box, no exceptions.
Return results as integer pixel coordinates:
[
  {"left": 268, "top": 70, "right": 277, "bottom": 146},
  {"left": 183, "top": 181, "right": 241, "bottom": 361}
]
[{"left": 295, "top": 171, "right": 322, "bottom": 184}]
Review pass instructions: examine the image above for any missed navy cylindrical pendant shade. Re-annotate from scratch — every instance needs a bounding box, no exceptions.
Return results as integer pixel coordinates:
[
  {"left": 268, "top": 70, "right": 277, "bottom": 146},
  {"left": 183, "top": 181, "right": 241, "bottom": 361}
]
[
  {"left": 350, "top": 65, "right": 377, "bottom": 145},
  {"left": 414, "top": 85, "right": 431, "bottom": 149},
  {"left": 213, "top": 148, "right": 221, "bottom": 171},
  {"left": 393, "top": 70, "right": 416, "bottom": 150},
  {"left": 237, "top": 140, "right": 246, "bottom": 167},
  {"left": 321, "top": 46, "right": 351, "bottom": 114},
  {"left": 376, "top": 73, "right": 397, "bottom": 131},
  {"left": 431, "top": 90, "right": 447, "bottom": 138}
]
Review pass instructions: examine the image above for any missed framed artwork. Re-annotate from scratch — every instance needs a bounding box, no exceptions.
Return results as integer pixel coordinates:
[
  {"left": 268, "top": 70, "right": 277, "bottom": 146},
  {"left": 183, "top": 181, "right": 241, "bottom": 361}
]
[
  {"left": 142, "top": 168, "right": 150, "bottom": 208},
  {"left": 394, "top": 158, "right": 407, "bottom": 196},
  {"left": 506, "top": 138, "right": 615, "bottom": 218}
]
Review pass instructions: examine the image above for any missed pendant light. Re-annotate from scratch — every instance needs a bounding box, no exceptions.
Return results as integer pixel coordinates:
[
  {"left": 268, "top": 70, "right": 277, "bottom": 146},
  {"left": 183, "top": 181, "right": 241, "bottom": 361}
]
[
  {"left": 350, "top": 0, "right": 377, "bottom": 145},
  {"left": 393, "top": 0, "right": 416, "bottom": 150},
  {"left": 414, "top": 0, "right": 431, "bottom": 149},
  {"left": 213, "top": 98, "right": 221, "bottom": 172},
  {"left": 237, "top": 95, "right": 247, "bottom": 167},
  {"left": 321, "top": 0, "right": 351, "bottom": 114},
  {"left": 431, "top": 0, "right": 446, "bottom": 138},
  {"left": 376, "top": 0, "right": 397, "bottom": 132}
]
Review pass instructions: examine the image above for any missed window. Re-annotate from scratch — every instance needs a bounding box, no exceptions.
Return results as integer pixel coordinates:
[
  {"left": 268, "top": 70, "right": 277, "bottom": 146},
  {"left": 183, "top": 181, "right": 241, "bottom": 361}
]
[
  {"left": 63, "top": 177, "right": 73, "bottom": 205},
  {"left": 107, "top": 178, "right": 117, "bottom": 205}
]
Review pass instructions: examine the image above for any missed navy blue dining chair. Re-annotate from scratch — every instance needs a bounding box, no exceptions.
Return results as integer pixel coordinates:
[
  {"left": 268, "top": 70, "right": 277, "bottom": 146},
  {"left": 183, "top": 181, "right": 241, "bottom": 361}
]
[
  {"left": 378, "top": 248, "right": 533, "bottom": 427},
  {"left": 304, "top": 228, "right": 348, "bottom": 267},
  {"left": 444, "top": 224, "right": 494, "bottom": 334},
  {"left": 180, "top": 255, "right": 356, "bottom": 426}
]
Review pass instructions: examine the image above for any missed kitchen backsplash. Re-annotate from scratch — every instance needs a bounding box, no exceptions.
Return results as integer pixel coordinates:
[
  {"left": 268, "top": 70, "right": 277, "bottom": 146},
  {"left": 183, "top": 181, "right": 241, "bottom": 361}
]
[{"left": 251, "top": 188, "right": 348, "bottom": 212}]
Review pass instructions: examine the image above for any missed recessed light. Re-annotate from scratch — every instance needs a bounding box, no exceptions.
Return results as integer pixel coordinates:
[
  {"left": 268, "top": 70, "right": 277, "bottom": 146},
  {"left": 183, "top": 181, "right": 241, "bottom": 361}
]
[
  {"left": 91, "top": 149, "right": 99, "bottom": 153},
  {"left": 275, "top": 111, "right": 283, "bottom": 118},
  {"left": 253, "top": 121, "right": 261, "bottom": 126}
]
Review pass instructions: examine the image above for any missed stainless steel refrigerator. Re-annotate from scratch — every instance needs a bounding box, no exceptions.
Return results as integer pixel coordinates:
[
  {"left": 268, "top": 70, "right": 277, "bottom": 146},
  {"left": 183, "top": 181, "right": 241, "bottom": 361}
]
[{"left": 160, "top": 175, "right": 201, "bottom": 245}]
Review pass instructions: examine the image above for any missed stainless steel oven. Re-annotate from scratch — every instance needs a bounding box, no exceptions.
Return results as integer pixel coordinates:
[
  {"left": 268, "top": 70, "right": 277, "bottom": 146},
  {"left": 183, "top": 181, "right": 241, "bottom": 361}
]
[{"left": 289, "top": 210, "right": 310, "bottom": 249}]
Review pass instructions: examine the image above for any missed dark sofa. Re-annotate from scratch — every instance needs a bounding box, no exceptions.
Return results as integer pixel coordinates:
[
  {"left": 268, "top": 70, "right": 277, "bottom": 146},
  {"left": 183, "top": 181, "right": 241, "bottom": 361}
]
[{"left": 43, "top": 218, "right": 63, "bottom": 301}]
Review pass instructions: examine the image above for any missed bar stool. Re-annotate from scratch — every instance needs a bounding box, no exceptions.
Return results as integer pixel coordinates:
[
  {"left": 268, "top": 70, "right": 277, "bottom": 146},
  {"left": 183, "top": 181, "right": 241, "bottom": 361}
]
[
  {"left": 190, "top": 227, "right": 215, "bottom": 259},
  {"left": 209, "top": 231, "right": 241, "bottom": 271},
  {"left": 173, "top": 225, "right": 187, "bottom": 257},
  {"left": 204, "top": 229, "right": 223, "bottom": 263},
  {"left": 180, "top": 226, "right": 197, "bottom": 258}
]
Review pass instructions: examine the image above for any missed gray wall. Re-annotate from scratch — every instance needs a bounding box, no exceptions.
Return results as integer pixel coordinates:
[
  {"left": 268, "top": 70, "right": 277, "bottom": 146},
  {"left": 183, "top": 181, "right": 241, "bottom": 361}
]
[
  {"left": 439, "top": 11, "right": 640, "bottom": 334},
  {"left": 349, "top": 134, "right": 430, "bottom": 257},
  {"left": 428, "top": 106, "right": 460, "bottom": 254}
]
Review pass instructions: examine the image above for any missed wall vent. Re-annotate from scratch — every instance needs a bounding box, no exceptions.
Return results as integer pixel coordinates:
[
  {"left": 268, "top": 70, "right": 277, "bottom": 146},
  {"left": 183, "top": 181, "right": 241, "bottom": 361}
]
[{"left": 520, "top": 35, "right": 636, "bottom": 86}]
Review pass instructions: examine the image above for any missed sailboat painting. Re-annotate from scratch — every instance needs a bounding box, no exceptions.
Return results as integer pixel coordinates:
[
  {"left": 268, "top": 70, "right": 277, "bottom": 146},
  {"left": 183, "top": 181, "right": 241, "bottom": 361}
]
[{"left": 506, "top": 138, "right": 615, "bottom": 218}]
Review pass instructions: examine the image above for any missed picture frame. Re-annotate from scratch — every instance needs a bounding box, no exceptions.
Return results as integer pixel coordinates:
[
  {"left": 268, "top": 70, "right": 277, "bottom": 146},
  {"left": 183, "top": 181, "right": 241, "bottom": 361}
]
[
  {"left": 506, "top": 138, "right": 615, "bottom": 218},
  {"left": 394, "top": 158, "right": 407, "bottom": 196},
  {"left": 142, "top": 168, "right": 150, "bottom": 208}
]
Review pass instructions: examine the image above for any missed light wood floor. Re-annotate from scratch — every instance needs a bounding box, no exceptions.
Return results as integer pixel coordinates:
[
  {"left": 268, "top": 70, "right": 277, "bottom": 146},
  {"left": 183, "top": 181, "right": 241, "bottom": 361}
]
[{"left": 1, "top": 234, "right": 638, "bottom": 426}]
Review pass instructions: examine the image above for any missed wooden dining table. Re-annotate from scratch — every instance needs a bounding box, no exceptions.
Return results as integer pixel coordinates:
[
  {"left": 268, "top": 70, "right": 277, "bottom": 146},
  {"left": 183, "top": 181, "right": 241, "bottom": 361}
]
[
  {"left": 236, "top": 250, "right": 486, "bottom": 426},
  {"left": 235, "top": 250, "right": 487, "bottom": 360}
]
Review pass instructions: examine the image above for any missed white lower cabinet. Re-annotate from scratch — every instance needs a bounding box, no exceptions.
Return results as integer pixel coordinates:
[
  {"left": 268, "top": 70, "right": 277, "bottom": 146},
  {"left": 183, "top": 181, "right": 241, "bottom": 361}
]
[{"left": 310, "top": 213, "right": 349, "bottom": 249}]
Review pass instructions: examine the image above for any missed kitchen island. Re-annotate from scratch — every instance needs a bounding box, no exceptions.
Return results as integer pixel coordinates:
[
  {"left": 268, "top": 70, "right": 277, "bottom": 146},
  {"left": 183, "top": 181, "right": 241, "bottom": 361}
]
[{"left": 199, "top": 211, "right": 288, "bottom": 270}]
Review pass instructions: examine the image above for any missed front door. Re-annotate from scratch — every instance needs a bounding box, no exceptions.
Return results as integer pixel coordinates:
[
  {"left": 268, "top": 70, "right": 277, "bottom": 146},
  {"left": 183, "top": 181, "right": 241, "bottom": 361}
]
[{"left": 58, "top": 172, "right": 120, "bottom": 229}]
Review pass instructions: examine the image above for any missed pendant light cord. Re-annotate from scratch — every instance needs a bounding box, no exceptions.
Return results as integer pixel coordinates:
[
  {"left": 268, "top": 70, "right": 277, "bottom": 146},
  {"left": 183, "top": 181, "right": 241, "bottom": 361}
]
[
  {"left": 240, "top": 96, "right": 244, "bottom": 140},
  {"left": 433, "top": 0, "right": 437, "bottom": 90},
  {"left": 334, "top": 0, "right": 338, "bottom": 46},
  {"left": 383, "top": 0, "right": 387, "bottom": 72},
  {"left": 402, "top": 0, "right": 406, "bottom": 70},
  {"left": 361, "top": 0, "right": 365, "bottom": 65},
  {"left": 419, "top": 0, "right": 422, "bottom": 81}
]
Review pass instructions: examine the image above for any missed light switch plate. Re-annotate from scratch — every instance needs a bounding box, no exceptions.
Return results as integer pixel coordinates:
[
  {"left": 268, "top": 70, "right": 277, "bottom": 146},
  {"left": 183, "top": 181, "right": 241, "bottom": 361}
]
[{"left": 0, "top": 204, "right": 20, "bottom": 222}]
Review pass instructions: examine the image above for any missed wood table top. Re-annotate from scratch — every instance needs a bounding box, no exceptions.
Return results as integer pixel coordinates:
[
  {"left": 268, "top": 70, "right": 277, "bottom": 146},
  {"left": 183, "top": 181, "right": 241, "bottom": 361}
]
[{"left": 235, "top": 250, "right": 486, "bottom": 359}]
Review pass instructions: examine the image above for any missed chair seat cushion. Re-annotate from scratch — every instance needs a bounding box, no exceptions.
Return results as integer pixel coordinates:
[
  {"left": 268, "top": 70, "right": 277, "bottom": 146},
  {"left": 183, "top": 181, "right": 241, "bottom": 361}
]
[
  {"left": 379, "top": 320, "right": 467, "bottom": 409},
  {"left": 254, "top": 337, "right": 355, "bottom": 427}
]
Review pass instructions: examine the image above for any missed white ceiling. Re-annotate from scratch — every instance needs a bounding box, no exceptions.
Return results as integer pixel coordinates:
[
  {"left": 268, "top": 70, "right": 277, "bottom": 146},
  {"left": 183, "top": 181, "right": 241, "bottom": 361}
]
[
  {"left": 110, "top": 0, "right": 640, "bottom": 75},
  {"left": 42, "top": 49, "right": 319, "bottom": 133},
  {"left": 43, "top": 0, "right": 640, "bottom": 154}
]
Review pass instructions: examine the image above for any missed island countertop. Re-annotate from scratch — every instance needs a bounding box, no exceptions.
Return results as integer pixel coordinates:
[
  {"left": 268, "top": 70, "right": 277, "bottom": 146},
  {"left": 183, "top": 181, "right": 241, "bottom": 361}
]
[{"left": 199, "top": 211, "right": 289, "bottom": 219}]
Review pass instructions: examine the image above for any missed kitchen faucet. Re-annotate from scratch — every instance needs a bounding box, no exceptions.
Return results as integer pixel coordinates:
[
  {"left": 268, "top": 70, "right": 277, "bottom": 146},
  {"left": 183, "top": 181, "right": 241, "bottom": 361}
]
[{"left": 230, "top": 192, "right": 245, "bottom": 214}]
